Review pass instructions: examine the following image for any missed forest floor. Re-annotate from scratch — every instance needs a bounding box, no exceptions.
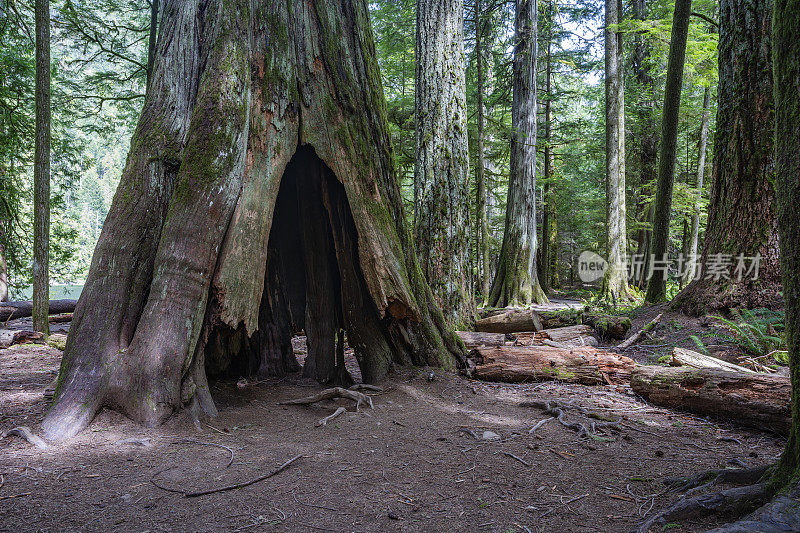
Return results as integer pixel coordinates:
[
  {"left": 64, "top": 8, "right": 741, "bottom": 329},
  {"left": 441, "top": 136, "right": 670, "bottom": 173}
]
[{"left": 0, "top": 305, "right": 786, "bottom": 532}]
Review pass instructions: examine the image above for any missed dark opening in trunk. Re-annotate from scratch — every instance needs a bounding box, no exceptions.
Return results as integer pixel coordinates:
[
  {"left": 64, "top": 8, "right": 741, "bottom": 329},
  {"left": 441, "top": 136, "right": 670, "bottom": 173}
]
[{"left": 203, "top": 145, "right": 396, "bottom": 386}]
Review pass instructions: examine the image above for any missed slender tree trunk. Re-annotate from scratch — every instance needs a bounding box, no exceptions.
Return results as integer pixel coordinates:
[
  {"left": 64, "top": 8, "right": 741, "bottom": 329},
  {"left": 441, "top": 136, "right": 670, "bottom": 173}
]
[
  {"left": 683, "top": 86, "right": 711, "bottom": 284},
  {"left": 600, "top": 0, "right": 630, "bottom": 304},
  {"left": 146, "top": 0, "right": 159, "bottom": 95},
  {"left": 487, "top": 0, "right": 547, "bottom": 307},
  {"left": 674, "top": 0, "right": 780, "bottom": 314},
  {"left": 0, "top": 244, "right": 7, "bottom": 302},
  {"left": 414, "top": 0, "right": 474, "bottom": 327},
  {"left": 645, "top": 0, "right": 693, "bottom": 302},
  {"left": 540, "top": 0, "right": 557, "bottom": 294},
  {"left": 632, "top": 0, "right": 657, "bottom": 289},
  {"left": 33, "top": 0, "right": 50, "bottom": 335},
  {"left": 474, "top": 0, "right": 490, "bottom": 301},
  {"left": 43, "top": 0, "right": 464, "bottom": 441}
]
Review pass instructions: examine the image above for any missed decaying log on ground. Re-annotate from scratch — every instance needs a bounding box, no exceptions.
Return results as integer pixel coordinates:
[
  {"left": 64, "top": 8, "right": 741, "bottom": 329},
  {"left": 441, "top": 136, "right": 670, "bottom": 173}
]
[
  {"left": 669, "top": 347, "right": 756, "bottom": 373},
  {"left": 475, "top": 308, "right": 631, "bottom": 339},
  {"left": 539, "top": 325, "right": 597, "bottom": 347},
  {"left": 630, "top": 366, "right": 791, "bottom": 434},
  {"left": 0, "top": 330, "right": 44, "bottom": 349},
  {"left": 470, "top": 346, "right": 635, "bottom": 385},
  {"left": 474, "top": 309, "right": 543, "bottom": 333},
  {"left": 0, "top": 299, "right": 77, "bottom": 321},
  {"left": 456, "top": 331, "right": 507, "bottom": 349},
  {"left": 616, "top": 313, "right": 663, "bottom": 350}
]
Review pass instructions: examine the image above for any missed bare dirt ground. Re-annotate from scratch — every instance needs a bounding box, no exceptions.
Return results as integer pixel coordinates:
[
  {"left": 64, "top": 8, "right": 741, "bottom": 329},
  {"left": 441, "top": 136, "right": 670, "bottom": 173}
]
[{"left": 0, "top": 316, "right": 786, "bottom": 532}]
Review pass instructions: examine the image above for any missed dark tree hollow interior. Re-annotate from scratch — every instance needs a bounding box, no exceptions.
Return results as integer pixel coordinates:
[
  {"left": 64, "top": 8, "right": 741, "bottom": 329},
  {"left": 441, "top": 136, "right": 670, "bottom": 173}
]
[{"left": 203, "top": 145, "right": 402, "bottom": 386}]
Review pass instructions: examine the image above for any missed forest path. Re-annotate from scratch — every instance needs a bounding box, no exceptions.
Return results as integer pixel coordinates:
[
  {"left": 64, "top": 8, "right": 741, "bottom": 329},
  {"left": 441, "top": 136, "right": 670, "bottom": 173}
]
[{"left": 0, "top": 342, "right": 784, "bottom": 532}]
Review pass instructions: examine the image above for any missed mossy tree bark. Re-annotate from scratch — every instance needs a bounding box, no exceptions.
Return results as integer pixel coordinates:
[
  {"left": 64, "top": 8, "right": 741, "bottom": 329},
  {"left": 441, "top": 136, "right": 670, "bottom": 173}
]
[
  {"left": 674, "top": 0, "right": 781, "bottom": 315},
  {"left": 43, "top": 0, "right": 464, "bottom": 441},
  {"left": 768, "top": 0, "right": 800, "bottom": 496},
  {"left": 631, "top": 0, "right": 658, "bottom": 289},
  {"left": 645, "top": 0, "right": 693, "bottom": 303},
  {"left": 487, "top": 0, "right": 548, "bottom": 308},
  {"left": 414, "top": 0, "right": 474, "bottom": 327},
  {"left": 599, "top": 0, "right": 631, "bottom": 305},
  {"left": 33, "top": 0, "right": 50, "bottom": 336}
]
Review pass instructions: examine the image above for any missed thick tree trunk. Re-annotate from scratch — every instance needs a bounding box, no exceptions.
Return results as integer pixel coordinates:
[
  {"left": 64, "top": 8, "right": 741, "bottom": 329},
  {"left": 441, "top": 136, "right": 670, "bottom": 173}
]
[
  {"left": 44, "top": 0, "right": 464, "bottom": 441},
  {"left": 0, "top": 299, "right": 76, "bottom": 321},
  {"left": 631, "top": 366, "right": 791, "bottom": 435},
  {"left": 600, "top": 0, "right": 631, "bottom": 304},
  {"left": 33, "top": 0, "right": 50, "bottom": 336},
  {"left": 645, "top": 0, "right": 693, "bottom": 302},
  {"left": 474, "top": 0, "right": 490, "bottom": 301},
  {"left": 414, "top": 0, "right": 474, "bottom": 327},
  {"left": 683, "top": 86, "right": 712, "bottom": 284},
  {"left": 770, "top": 0, "right": 800, "bottom": 490},
  {"left": 540, "top": 0, "right": 557, "bottom": 294},
  {"left": 674, "top": 0, "right": 780, "bottom": 314},
  {"left": 487, "top": 0, "right": 547, "bottom": 307},
  {"left": 631, "top": 0, "right": 658, "bottom": 289},
  {"left": 470, "top": 345, "right": 635, "bottom": 385}
]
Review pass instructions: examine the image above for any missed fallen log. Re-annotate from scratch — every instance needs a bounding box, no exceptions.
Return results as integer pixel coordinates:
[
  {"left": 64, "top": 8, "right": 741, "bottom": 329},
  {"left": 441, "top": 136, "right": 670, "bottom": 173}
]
[
  {"left": 475, "top": 308, "right": 631, "bottom": 339},
  {"left": 0, "top": 299, "right": 77, "bottom": 321},
  {"left": 474, "top": 309, "right": 543, "bottom": 334},
  {"left": 470, "top": 345, "right": 635, "bottom": 385},
  {"left": 0, "top": 330, "right": 45, "bottom": 349},
  {"left": 670, "top": 347, "right": 756, "bottom": 373},
  {"left": 540, "top": 325, "right": 597, "bottom": 347},
  {"left": 630, "top": 366, "right": 791, "bottom": 435},
  {"left": 456, "top": 331, "right": 506, "bottom": 349}
]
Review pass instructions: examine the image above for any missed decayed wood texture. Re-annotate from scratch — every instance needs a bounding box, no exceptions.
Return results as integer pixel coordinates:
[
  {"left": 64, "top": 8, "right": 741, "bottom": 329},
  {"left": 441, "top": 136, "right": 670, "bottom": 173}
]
[
  {"left": 43, "top": 0, "right": 464, "bottom": 441},
  {"left": 0, "top": 299, "right": 77, "bottom": 321},
  {"left": 670, "top": 347, "right": 755, "bottom": 373},
  {"left": 456, "top": 331, "right": 506, "bottom": 349},
  {"left": 470, "top": 346, "right": 635, "bottom": 385},
  {"left": 631, "top": 366, "right": 791, "bottom": 434},
  {"left": 474, "top": 308, "right": 630, "bottom": 338}
]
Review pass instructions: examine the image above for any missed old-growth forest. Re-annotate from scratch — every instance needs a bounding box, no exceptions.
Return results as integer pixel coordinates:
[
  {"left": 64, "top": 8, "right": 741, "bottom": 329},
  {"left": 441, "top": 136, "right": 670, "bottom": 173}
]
[{"left": 1, "top": 0, "right": 798, "bottom": 531}]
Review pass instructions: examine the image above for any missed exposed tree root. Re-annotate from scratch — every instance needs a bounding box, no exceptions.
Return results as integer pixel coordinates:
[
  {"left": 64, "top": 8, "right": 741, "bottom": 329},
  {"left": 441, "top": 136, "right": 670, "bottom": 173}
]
[
  {"left": 632, "top": 483, "right": 772, "bottom": 533},
  {"left": 520, "top": 400, "right": 620, "bottom": 439},
  {"left": 316, "top": 407, "right": 347, "bottom": 427},
  {"left": 664, "top": 465, "right": 772, "bottom": 494},
  {"left": 1, "top": 426, "right": 48, "bottom": 449},
  {"left": 278, "top": 387, "right": 374, "bottom": 410}
]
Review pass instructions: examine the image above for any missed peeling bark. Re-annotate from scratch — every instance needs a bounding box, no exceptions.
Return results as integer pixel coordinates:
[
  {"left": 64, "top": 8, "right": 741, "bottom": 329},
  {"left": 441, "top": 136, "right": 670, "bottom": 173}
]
[{"left": 44, "top": 0, "right": 464, "bottom": 441}]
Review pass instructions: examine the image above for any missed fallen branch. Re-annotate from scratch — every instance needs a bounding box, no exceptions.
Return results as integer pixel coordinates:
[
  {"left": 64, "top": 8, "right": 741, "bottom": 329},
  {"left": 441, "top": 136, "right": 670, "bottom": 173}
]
[
  {"left": 278, "top": 387, "right": 373, "bottom": 410},
  {"left": 316, "top": 407, "right": 346, "bottom": 427},
  {"left": 501, "top": 451, "right": 531, "bottom": 467},
  {"left": 152, "top": 454, "right": 303, "bottom": 497},
  {"left": 186, "top": 454, "right": 302, "bottom": 498},
  {"left": 1, "top": 426, "right": 48, "bottom": 449},
  {"left": 529, "top": 417, "right": 554, "bottom": 434},
  {"left": 616, "top": 313, "right": 663, "bottom": 350},
  {"left": 520, "top": 400, "right": 620, "bottom": 439}
]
